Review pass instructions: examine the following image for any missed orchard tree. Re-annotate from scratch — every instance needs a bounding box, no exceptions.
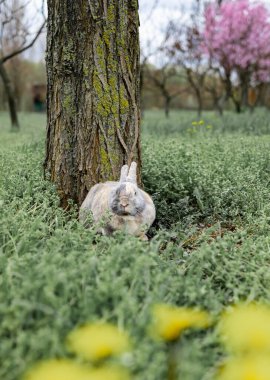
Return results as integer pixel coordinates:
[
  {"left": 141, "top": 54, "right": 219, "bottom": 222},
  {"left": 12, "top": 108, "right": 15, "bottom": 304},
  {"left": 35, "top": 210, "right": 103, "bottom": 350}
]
[
  {"left": 167, "top": 24, "right": 207, "bottom": 117},
  {"left": 0, "top": 0, "right": 45, "bottom": 129},
  {"left": 45, "top": 1, "right": 141, "bottom": 207},
  {"left": 145, "top": 59, "right": 185, "bottom": 118},
  {"left": 204, "top": 68, "right": 225, "bottom": 116},
  {"left": 167, "top": 0, "right": 211, "bottom": 117},
  {"left": 202, "top": 0, "right": 270, "bottom": 113},
  {"left": 140, "top": 42, "right": 158, "bottom": 114}
]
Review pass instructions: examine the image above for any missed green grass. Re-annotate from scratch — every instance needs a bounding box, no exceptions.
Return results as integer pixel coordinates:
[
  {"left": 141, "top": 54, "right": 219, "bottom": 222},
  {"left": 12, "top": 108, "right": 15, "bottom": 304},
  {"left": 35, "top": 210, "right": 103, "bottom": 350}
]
[
  {"left": 0, "top": 112, "right": 46, "bottom": 151},
  {"left": 1, "top": 109, "right": 270, "bottom": 380},
  {"left": 143, "top": 108, "right": 270, "bottom": 136}
]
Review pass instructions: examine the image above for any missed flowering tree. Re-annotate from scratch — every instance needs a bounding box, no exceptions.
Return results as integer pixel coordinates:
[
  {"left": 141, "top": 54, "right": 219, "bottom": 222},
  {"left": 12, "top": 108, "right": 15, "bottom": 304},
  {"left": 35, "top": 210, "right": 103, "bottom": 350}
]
[{"left": 202, "top": 0, "right": 270, "bottom": 112}]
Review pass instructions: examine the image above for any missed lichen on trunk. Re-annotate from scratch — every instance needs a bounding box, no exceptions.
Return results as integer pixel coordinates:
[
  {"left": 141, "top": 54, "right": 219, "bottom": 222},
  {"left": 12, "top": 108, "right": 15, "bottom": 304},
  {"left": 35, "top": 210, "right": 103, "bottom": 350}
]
[{"left": 45, "top": 0, "right": 141, "bottom": 207}]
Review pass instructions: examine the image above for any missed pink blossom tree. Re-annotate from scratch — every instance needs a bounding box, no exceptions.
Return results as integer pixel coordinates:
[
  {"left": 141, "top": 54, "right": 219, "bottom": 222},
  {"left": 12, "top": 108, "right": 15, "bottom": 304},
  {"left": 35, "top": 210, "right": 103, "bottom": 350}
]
[{"left": 202, "top": 0, "right": 270, "bottom": 112}]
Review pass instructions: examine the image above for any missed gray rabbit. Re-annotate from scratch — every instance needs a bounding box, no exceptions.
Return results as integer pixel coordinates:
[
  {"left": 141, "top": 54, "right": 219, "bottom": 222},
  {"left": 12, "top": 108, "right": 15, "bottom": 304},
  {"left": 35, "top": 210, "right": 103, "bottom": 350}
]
[{"left": 79, "top": 162, "right": 156, "bottom": 240}]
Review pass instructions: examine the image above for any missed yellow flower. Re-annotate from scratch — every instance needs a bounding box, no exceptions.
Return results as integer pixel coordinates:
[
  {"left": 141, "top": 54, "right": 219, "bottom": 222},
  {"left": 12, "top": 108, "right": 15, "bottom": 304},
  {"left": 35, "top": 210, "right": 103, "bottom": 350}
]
[
  {"left": 218, "top": 303, "right": 270, "bottom": 353},
  {"left": 24, "top": 360, "right": 130, "bottom": 380},
  {"left": 151, "top": 304, "right": 211, "bottom": 341},
  {"left": 217, "top": 355, "right": 270, "bottom": 380},
  {"left": 198, "top": 120, "right": 204, "bottom": 125},
  {"left": 191, "top": 121, "right": 198, "bottom": 126},
  {"left": 66, "top": 322, "right": 130, "bottom": 361},
  {"left": 86, "top": 366, "right": 130, "bottom": 380},
  {"left": 24, "top": 359, "right": 93, "bottom": 380}
]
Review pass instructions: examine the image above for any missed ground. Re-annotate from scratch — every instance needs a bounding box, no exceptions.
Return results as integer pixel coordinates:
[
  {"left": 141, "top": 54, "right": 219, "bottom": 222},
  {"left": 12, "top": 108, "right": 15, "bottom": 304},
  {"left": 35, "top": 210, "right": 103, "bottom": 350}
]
[{"left": 1, "top": 109, "right": 270, "bottom": 380}]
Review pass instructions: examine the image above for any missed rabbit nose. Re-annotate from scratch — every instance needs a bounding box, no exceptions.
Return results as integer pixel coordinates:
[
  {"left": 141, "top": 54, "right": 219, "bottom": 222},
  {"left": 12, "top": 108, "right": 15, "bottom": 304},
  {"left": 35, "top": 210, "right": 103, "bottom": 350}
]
[{"left": 120, "top": 198, "right": 129, "bottom": 207}]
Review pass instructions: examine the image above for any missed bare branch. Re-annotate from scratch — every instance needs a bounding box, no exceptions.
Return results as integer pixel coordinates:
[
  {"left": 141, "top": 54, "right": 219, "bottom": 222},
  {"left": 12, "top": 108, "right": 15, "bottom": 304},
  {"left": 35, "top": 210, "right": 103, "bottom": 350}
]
[
  {"left": 1, "top": 20, "right": 46, "bottom": 63},
  {"left": 140, "top": 0, "right": 160, "bottom": 25}
]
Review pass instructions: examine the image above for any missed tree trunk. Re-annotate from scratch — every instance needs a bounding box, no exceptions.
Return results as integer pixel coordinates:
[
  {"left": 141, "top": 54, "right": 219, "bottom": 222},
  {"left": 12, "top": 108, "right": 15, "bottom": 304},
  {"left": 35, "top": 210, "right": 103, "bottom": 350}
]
[
  {"left": 233, "top": 99, "right": 242, "bottom": 113},
  {"left": 210, "top": 91, "right": 224, "bottom": 116},
  {"left": 197, "top": 94, "right": 202, "bottom": 117},
  {"left": 164, "top": 97, "right": 171, "bottom": 118},
  {"left": 217, "top": 93, "right": 228, "bottom": 116},
  {"left": 217, "top": 103, "right": 223, "bottom": 116},
  {"left": 0, "top": 62, "right": 20, "bottom": 130},
  {"left": 213, "top": 97, "right": 223, "bottom": 116},
  {"left": 45, "top": 0, "right": 141, "bottom": 207},
  {"left": 186, "top": 68, "right": 203, "bottom": 118}
]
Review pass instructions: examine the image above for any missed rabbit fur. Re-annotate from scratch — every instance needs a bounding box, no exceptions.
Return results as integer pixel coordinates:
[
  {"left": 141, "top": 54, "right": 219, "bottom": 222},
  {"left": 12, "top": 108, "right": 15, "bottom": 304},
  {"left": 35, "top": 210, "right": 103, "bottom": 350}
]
[{"left": 79, "top": 162, "right": 156, "bottom": 240}]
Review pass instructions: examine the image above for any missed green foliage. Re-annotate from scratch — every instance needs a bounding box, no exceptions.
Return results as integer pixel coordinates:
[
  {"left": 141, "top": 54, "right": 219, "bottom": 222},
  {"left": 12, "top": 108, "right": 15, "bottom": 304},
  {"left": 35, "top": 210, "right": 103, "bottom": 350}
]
[
  {"left": 143, "top": 135, "right": 270, "bottom": 229},
  {"left": 1, "top": 110, "right": 270, "bottom": 380}
]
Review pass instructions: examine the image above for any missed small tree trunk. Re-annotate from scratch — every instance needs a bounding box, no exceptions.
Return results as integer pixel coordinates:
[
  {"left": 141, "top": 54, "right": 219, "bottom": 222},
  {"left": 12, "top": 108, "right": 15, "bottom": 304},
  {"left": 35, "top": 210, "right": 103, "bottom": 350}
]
[
  {"left": 233, "top": 99, "right": 242, "bottom": 113},
  {"left": 0, "top": 63, "right": 20, "bottom": 130},
  {"left": 195, "top": 90, "right": 203, "bottom": 117},
  {"left": 217, "top": 104, "right": 223, "bottom": 116},
  {"left": 239, "top": 72, "right": 249, "bottom": 110},
  {"left": 256, "top": 84, "right": 265, "bottom": 108},
  {"left": 215, "top": 100, "right": 223, "bottom": 116},
  {"left": 212, "top": 95, "right": 223, "bottom": 116},
  {"left": 164, "top": 97, "right": 171, "bottom": 118},
  {"left": 241, "top": 84, "right": 248, "bottom": 108},
  {"left": 45, "top": 1, "right": 141, "bottom": 207}
]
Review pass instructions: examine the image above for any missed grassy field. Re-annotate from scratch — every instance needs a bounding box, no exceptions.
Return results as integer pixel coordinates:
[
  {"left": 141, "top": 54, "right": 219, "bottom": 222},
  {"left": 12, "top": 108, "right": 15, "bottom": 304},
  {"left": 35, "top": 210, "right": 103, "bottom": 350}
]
[{"left": 1, "top": 109, "right": 270, "bottom": 380}]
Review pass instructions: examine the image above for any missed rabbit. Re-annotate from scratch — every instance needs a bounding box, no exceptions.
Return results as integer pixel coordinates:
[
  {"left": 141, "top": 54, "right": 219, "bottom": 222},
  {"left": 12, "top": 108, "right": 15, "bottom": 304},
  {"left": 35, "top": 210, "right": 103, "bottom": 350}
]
[{"left": 79, "top": 162, "right": 156, "bottom": 240}]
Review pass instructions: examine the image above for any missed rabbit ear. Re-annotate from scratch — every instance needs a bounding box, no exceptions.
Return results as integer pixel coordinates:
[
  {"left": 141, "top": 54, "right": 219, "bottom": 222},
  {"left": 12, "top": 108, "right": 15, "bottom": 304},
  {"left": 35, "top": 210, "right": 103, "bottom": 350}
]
[
  {"left": 126, "top": 162, "right": 137, "bottom": 184},
  {"left": 119, "top": 164, "right": 129, "bottom": 182}
]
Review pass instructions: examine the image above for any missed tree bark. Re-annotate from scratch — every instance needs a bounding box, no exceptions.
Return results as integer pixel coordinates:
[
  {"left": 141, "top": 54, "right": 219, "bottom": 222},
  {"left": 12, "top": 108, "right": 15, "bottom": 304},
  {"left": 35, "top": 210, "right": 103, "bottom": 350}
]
[
  {"left": 0, "top": 63, "right": 20, "bottom": 130},
  {"left": 45, "top": 0, "right": 141, "bottom": 207}
]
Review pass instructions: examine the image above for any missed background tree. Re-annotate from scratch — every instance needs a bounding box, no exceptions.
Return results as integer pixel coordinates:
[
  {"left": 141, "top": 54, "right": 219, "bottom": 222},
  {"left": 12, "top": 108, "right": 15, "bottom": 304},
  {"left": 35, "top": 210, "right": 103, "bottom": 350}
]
[
  {"left": 0, "top": 59, "right": 46, "bottom": 111},
  {"left": 202, "top": 0, "right": 270, "bottom": 113},
  {"left": 45, "top": 1, "right": 141, "bottom": 207},
  {"left": 0, "top": 0, "right": 45, "bottom": 130},
  {"left": 145, "top": 60, "right": 185, "bottom": 118},
  {"left": 140, "top": 42, "right": 158, "bottom": 115},
  {"left": 204, "top": 68, "right": 225, "bottom": 116},
  {"left": 167, "top": 23, "right": 208, "bottom": 117}
]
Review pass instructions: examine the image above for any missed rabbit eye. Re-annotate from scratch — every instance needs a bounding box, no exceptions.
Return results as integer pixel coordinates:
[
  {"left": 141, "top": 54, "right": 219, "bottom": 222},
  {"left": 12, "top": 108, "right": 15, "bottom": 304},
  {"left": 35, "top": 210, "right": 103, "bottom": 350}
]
[{"left": 134, "top": 191, "right": 137, "bottom": 195}]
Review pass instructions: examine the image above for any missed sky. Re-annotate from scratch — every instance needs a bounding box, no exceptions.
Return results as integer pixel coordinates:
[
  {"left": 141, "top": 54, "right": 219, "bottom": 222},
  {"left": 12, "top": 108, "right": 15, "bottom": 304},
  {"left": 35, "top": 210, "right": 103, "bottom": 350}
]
[
  {"left": 25, "top": 0, "right": 270, "bottom": 61},
  {"left": 139, "top": 0, "right": 192, "bottom": 55},
  {"left": 26, "top": 0, "right": 192, "bottom": 61}
]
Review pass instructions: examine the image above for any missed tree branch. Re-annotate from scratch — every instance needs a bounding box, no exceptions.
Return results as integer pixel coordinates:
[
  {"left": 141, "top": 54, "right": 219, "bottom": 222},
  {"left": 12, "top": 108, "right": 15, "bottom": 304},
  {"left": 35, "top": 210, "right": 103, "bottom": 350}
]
[{"left": 1, "top": 20, "right": 45, "bottom": 63}]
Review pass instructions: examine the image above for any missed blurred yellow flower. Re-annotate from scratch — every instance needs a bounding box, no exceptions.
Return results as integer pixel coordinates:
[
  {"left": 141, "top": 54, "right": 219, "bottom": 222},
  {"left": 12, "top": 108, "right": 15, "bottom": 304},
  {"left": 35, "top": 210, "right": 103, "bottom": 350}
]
[
  {"left": 67, "top": 322, "right": 130, "bottom": 361},
  {"left": 218, "top": 303, "right": 270, "bottom": 353},
  {"left": 217, "top": 355, "right": 270, "bottom": 380},
  {"left": 198, "top": 120, "right": 204, "bottom": 125},
  {"left": 206, "top": 125, "right": 213, "bottom": 129},
  {"left": 24, "top": 359, "right": 93, "bottom": 380},
  {"left": 24, "top": 360, "right": 130, "bottom": 380},
  {"left": 86, "top": 366, "right": 130, "bottom": 380},
  {"left": 191, "top": 121, "right": 198, "bottom": 126},
  {"left": 151, "top": 304, "right": 211, "bottom": 341}
]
